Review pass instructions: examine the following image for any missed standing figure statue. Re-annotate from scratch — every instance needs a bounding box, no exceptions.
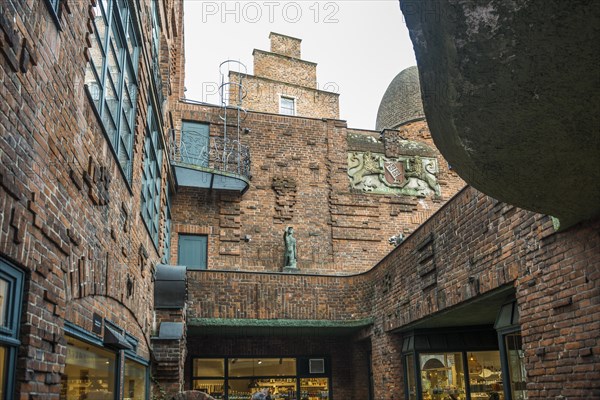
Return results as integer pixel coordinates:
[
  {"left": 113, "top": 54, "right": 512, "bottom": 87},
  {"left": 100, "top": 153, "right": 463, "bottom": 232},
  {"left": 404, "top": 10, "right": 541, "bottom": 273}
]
[{"left": 284, "top": 226, "right": 297, "bottom": 269}]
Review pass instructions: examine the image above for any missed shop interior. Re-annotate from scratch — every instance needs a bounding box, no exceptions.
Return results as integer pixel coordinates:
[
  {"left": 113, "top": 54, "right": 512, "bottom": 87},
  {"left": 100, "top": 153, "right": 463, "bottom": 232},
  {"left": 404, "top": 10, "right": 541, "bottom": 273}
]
[
  {"left": 398, "top": 287, "right": 527, "bottom": 400},
  {"left": 192, "top": 357, "right": 330, "bottom": 400}
]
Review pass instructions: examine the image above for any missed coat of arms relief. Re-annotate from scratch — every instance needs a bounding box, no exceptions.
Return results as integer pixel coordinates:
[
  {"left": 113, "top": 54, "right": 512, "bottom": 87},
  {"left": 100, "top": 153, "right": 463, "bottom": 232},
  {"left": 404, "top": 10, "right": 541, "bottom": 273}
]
[{"left": 348, "top": 151, "right": 441, "bottom": 197}]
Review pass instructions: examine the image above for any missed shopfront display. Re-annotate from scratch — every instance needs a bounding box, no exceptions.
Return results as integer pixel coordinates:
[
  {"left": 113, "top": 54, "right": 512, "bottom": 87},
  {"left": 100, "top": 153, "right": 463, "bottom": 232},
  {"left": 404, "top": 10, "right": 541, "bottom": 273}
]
[
  {"left": 60, "top": 322, "right": 149, "bottom": 400},
  {"left": 420, "top": 353, "right": 466, "bottom": 400},
  {"left": 192, "top": 357, "right": 330, "bottom": 399},
  {"left": 62, "top": 336, "right": 118, "bottom": 399},
  {"left": 124, "top": 358, "right": 148, "bottom": 399},
  {"left": 402, "top": 327, "right": 510, "bottom": 400},
  {"left": 504, "top": 334, "right": 527, "bottom": 400}
]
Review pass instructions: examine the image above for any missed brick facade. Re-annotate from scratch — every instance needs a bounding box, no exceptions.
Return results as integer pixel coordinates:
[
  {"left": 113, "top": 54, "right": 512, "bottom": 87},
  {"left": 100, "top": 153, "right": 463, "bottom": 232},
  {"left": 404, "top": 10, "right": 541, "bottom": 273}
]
[
  {"left": 186, "top": 187, "right": 600, "bottom": 399},
  {"left": 228, "top": 33, "right": 339, "bottom": 119},
  {"left": 2, "top": 2, "right": 598, "bottom": 400},
  {"left": 170, "top": 103, "right": 464, "bottom": 274},
  {"left": 0, "top": 0, "right": 182, "bottom": 398}
]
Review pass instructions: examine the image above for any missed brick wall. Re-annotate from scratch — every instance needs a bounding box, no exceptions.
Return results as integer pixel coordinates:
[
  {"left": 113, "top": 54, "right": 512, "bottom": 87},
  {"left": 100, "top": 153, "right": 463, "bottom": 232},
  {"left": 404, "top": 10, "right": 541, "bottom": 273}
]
[
  {"left": 253, "top": 50, "right": 317, "bottom": 88},
  {"left": 186, "top": 187, "right": 600, "bottom": 399},
  {"left": 229, "top": 71, "right": 340, "bottom": 119},
  {"left": 269, "top": 32, "right": 302, "bottom": 58},
  {"left": 171, "top": 103, "right": 463, "bottom": 274},
  {"left": 0, "top": 0, "right": 182, "bottom": 398}
]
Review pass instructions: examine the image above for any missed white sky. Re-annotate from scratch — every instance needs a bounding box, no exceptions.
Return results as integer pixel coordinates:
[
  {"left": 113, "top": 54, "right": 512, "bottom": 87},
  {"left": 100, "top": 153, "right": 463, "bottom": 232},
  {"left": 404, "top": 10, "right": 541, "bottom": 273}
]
[{"left": 183, "top": 0, "right": 417, "bottom": 130}]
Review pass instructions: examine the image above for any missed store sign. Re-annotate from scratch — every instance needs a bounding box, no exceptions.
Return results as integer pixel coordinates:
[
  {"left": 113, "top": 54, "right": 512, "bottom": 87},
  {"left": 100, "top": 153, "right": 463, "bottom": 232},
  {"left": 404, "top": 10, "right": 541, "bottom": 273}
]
[{"left": 92, "top": 313, "right": 103, "bottom": 334}]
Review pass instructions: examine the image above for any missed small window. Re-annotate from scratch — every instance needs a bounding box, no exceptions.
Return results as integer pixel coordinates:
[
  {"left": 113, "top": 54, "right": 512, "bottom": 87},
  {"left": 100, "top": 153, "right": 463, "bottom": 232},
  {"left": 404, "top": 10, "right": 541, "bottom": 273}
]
[
  {"left": 178, "top": 234, "right": 208, "bottom": 270},
  {"left": 280, "top": 96, "right": 296, "bottom": 116},
  {"left": 0, "top": 259, "right": 24, "bottom": 399}
]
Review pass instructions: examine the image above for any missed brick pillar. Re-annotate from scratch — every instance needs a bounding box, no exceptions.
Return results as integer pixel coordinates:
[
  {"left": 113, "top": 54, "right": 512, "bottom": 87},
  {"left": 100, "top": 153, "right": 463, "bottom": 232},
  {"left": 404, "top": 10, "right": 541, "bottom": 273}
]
[
  {"left": 370, "top": 324, "right": 404, "bottom": 400},
  {"left": 152, "top": 309, "right": 187, "bottom": 399}
]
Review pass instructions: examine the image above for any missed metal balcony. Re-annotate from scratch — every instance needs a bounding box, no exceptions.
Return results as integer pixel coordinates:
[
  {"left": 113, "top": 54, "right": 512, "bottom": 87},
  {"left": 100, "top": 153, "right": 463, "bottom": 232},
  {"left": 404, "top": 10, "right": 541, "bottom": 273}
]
[{"left": 170, "top": 130, "right": 251, "bottom": 194}]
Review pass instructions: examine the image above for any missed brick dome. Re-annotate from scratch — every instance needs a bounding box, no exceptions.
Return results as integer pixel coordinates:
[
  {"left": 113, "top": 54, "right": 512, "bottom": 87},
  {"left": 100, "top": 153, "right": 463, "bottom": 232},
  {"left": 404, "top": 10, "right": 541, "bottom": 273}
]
[{"left": 375, "top": 66, "right": 425, "bottom": 130}]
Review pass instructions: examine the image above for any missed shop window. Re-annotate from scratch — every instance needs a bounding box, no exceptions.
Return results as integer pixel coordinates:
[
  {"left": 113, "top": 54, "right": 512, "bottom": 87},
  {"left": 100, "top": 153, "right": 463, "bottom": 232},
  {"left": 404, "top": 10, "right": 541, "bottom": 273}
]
[
  {"left": 504, "top": 334, "right": 527, "bottom": 400},
  {"left": 280, "top": 96, "right": 296, "bottom": 116},
  {"left": 178, "top": 234, "right": 207, "bottom": 270},
  {"left": 495, "top": 301, "right": 527, "bottom": 400},
  {"left": 141, "top": 98, "right": 163, "bottom": 247},
  {"left": 124, "top": 359, "right": 147, "bottom": 400},
  {"left": 62, "top": 336, "right": 118, "bottom": 399},
  {"left": 300, "top": 378, "right": 329, "bottom": 399},
  {"left": 420, "top": 353, "right": 466, "bottom": 400},
  {"left": 229, "top": 358, "right": 296, "bottom": 377},
  {"left": 467, "top": 351, "right": 504, "bottom": 400},
  {"left": 192, "top": 358, "right": 225, "bottom": 398},
  {"left": 84, "top": 0, "right": 139, "bottom": 183},
  {"left": 404, "top": 354, "right": 417, "bottom": 400},
  {"left": 0, "top": 259, "right": 24, "bottom": 400},
  {"left": 192, "top": 357, "right": 329, "bottom": 400}
]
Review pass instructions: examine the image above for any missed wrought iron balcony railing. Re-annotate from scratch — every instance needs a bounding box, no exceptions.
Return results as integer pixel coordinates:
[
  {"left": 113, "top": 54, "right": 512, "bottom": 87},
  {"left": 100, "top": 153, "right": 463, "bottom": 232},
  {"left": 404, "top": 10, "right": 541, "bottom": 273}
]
[{"left": 169, "top": 129, "right": 251, "bottom": 193}]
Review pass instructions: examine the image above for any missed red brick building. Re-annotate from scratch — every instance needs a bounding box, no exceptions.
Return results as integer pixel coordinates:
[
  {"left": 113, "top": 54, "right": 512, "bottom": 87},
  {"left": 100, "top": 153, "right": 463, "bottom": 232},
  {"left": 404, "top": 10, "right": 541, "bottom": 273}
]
[{"left": 0, "top": 2, "right": 598, "bottom": 400}]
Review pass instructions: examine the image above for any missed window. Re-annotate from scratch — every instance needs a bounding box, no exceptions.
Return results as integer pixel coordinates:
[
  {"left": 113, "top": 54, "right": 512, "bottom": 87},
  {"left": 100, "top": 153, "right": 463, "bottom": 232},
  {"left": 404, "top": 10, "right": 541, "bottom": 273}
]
[
  {"left": 150, "top": 0, "right": 164, "bottom": 107},
  {"left": 0, "top": 259, "right": 24, "bottom": 400},
  {"left": 280, "top": 96, "right": 296, "bottom": 116},
  {"left": 62, "top": 336, "right": 118, "bottom": 399},
  {"left": 62, "top": 323, "right": 149, "bottom": 400},
  {"left": 124, "top": 359, "right": 147, "bottom": 400},
  {"left": 45, "top": 0, "right": 61, "bottom": 21},
  {"left": 141, "top": 99, "right": 163, "bottom": 247},
  {"left": 192, "top": 358, "right": 330, "bottom": 399},
  {"left": 162, "top": 188, "right": 172, "bottom": 264},
  {"left": 180, "top": 121, "right": 209, "bottom": 167},
  {"left": 85, "top": 0, "right": 140, "bottom": 182},
  {"left": 178, "top": 234, "right": 207, "bottom": 270}
]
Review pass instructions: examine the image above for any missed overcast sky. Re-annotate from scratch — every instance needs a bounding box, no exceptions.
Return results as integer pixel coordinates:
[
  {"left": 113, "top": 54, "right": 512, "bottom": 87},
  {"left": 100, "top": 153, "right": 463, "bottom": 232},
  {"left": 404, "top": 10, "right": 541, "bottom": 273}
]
[{"left": 183, "top": 1, "right": 417, "bottom": 130}]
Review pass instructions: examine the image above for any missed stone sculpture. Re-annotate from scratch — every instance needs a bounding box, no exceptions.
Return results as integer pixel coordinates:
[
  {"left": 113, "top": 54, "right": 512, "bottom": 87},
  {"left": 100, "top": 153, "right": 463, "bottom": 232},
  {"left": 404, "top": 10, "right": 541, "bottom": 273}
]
[{"left": 284, "top": 226, "right": 297, "bottom": 269}]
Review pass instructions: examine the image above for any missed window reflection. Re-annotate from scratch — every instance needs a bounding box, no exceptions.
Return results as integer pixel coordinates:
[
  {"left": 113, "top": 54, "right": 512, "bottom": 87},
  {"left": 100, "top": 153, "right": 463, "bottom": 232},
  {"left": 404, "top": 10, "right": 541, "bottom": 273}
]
[
  {"left": 467, "top": 352, "right": 503, "bottom": 400},
  {"left": 404, "top": 354, "right": 417, "bottom": 400},
  {"left": 0, "top": 279, "right": 7, "bottom": 328},
  {"left": 124, "top": 359, "right": 147, "bottom": 400},
  {"left": 0, "top": 346, "right": 6, "bottom": 398},
  {"left": 60, "top": 337, "right": 116, "bottom": 400},
  {"left": 420, "top": 353, "right": 466, "bottom": 400},
  {"left": 506, "top": 334, "right": 528, "bottom": 400}
]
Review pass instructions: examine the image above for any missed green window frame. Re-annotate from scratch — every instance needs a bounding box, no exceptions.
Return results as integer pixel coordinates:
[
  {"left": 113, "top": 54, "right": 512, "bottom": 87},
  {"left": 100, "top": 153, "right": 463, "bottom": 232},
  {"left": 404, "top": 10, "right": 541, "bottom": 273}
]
[
  {"left": 44, "top": 0, "right": 62, "bottom": 26},
  {"left": 162, "top": 189, "right": 172, "bottom": 264},
  {"left": 0, "top": 259, "right": 25, "bottom": 399},
  {"left": 178, "top": 234, "right": 208, "bottom": 270},
  {"left": 84, "top": 0, "right": 140, "bottom": 183},
  {"left": 63, "top": 322, "right": 149, "bottom": 400},
  {"left": 141, "top": 98, "right": 163, "bottom": 248}
]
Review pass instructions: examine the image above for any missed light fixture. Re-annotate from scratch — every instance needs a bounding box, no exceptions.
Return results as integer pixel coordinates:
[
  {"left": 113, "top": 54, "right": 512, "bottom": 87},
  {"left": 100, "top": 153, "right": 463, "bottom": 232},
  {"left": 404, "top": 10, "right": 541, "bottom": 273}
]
[{"left": 257, "top": 359, "right": 262, "bottom": 364}]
